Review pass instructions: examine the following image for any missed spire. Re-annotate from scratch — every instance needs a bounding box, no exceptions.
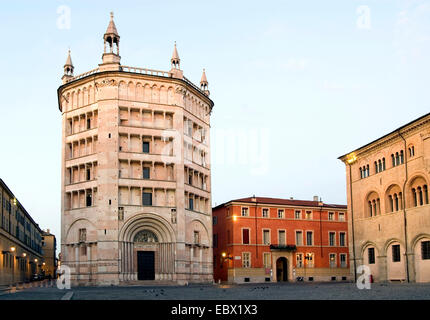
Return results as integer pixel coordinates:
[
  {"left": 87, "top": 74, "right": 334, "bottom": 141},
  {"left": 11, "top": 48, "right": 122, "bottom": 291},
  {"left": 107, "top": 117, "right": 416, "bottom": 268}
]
[
  {"left": 105, "top": 12, "right": 119, "bottom": 37},
  {"left": 171, "top": 41, "right": 180, "bottom": 69},
  {"left": 200, "top": 68, "right": 208, "bottom": 88},
  {"left": 62, "top": 49, "right": 74, "bottom": 83},
  {"left": 200, "top": 68, "right": 209, "bottom": 96},
  {"left": 65, "top": 49, "right": 73, "bottom": 69}
]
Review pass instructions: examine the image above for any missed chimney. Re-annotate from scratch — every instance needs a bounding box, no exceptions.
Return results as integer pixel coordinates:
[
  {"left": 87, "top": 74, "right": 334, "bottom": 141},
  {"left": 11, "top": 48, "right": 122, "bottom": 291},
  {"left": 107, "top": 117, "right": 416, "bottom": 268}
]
[
  {"left": 313, "top": 195, "right": 319, "bottom": 202},
  {"left": 290, "top": 197, "right": 294, "bottom": 200},
  {"left": 251, "top": 195, "right": 257, "bottom": 202},
  {"left": 47, "top": 229, "right": 50, "bottom": 234}
]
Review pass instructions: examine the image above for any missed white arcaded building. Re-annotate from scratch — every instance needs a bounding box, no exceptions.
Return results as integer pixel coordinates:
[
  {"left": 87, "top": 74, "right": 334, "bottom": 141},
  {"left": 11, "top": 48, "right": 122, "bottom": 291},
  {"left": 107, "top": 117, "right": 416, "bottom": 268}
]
[{"left": 57, "top": 13, "right": 214, "bottom": 285}]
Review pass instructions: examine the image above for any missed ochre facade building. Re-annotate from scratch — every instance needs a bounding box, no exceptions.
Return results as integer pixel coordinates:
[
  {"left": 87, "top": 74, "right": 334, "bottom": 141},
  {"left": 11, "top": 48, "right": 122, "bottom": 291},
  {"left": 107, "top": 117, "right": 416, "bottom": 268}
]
[{"left": 339, "top": 112, "right": 430, "bottom": 283}]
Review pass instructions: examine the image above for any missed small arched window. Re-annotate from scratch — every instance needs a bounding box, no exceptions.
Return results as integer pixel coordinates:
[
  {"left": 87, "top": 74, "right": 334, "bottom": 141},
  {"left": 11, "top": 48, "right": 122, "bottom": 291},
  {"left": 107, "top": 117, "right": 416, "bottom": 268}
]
[
  {"left": 391, "top": 154, "right": 395, "bottom": 167},
  {"left": 424, "top": 185, "right": 429, "bottom": 205},
  {"left": 418, "top": 187, "right": 423, "bottom": 206},
  {"left": 400, "top": 150, "right": 404, "bottom": 164},
  {"left": 394, "top": 194, "right": 399, "bottom": 211},
  {"left": 412, "top": 188, "right": 417, "bottom": 207}
]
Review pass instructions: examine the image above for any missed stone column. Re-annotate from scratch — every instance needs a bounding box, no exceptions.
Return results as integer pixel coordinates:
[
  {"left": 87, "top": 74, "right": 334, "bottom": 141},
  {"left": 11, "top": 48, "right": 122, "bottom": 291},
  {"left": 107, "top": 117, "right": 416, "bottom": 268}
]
[{"left": 377, "top": 255, "right": 387, "bottom": 282}]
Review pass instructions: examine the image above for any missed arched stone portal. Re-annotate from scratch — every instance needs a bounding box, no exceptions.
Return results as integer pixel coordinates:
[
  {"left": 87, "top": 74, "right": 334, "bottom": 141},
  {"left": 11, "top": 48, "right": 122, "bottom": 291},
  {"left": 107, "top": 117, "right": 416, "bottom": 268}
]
[{"left": 119, "top": 213, "right": 176, "bottom": 281}]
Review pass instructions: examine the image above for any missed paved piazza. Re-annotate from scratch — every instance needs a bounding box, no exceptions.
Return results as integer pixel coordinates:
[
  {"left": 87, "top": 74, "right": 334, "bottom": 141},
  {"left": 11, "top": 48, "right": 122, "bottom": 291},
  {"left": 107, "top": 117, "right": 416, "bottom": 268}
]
[{"left": 1, "top": 282, "right": 430, "bottom": 300}]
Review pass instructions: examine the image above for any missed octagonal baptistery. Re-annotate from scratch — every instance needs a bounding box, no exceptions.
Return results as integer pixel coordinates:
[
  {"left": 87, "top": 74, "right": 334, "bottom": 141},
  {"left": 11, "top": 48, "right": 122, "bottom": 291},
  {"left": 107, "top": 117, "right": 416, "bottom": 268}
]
[{"left": 57, "top": 13, "right": 214, "bottom": 285}]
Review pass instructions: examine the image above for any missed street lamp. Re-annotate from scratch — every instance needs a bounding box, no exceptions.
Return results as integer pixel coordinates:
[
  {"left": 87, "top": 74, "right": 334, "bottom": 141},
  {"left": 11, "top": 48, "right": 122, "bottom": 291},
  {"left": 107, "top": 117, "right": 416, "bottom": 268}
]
[{"left": 304, "top": 253, "right": 312, "bottom": 280}]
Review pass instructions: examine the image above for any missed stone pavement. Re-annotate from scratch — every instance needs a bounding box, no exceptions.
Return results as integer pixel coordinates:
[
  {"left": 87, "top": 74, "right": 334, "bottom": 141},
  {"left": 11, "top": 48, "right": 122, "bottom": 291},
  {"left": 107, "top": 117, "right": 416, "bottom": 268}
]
[{"left": 1, "top": 282, "right": 430, "bottom": 300}]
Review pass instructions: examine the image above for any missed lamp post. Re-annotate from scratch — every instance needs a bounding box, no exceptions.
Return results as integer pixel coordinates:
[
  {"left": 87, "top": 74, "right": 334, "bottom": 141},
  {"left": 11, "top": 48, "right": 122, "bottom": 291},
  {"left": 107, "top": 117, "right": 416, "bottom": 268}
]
[
  {"left": 10, "top": 246, "right": 16, "bottom": 286},
  {"left": 221, "top": 252, "right": 233, "bottom": 282},
  {"left": 346, "top": 153, "right": 358, "bottom": 282}
]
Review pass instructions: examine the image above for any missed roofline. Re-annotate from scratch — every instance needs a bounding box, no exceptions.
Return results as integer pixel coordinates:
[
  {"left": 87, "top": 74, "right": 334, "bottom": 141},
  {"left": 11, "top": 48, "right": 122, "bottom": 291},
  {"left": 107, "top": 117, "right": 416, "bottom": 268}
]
[
  {"left": 0, "top": 178, "right": 43, "bottom": 233},
  {"left": 338, "top": 111, "right": 430, "bottom": 161},
  {"left": 57, "top": 69, "right": 215, "bottom": 112},
  {"left": 213, "top": 197, "right": 347, "bottom": 211}
]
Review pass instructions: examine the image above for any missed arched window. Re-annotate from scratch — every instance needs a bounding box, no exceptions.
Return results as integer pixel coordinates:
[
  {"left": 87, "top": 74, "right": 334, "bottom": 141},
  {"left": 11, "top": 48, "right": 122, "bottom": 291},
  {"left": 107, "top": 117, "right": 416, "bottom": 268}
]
[
  {"left": 413, "top": 188, "right": 417, "bottom": 207},
  {"left": 424, "top": 185, "right": 429, "bottom": 205},
  {"left": 367, "top": 192, "right": 380, "bottom": 217},
  {"left": 382, "top": 158, "right": 386, "bottom": 170},
  {"left": 366, "top": 165, "right": 370, "bottom": 177},
  {"left": 394, "top": 194, "right": 399, "bottom": 211},
  {"left": 360, "top": 168, "right": 363, "bottom": 179},
  {"left": 374, "top": 161, "right": 378, "bottom": 173},
  {"left": 389, "top": 195, "right": 394, "bottom": 212},
  {"left": 399, "top": 192, "right": 403, "bottom": 210},
  {"left": 395, "top": 152, "right": 400, "bottom": 166},
  {"left": 378, "top": 160, "right": 382, "bottom": 173},
  {"left": 418, "top": 187, "right": 423, "bottom": 206},
  {"left": 400, "top": 150, "right": 404, "bottom": 164},
  {"left": 391, "top": 154, "right": 395, "bottom": 167}
]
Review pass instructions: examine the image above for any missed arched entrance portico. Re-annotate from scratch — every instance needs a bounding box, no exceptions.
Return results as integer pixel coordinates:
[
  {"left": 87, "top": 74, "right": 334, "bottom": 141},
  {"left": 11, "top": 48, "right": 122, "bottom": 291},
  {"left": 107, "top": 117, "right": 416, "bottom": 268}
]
[
  {"left": 270, "top": 245, "right": 296, "bottom": 282},
  {"left": 119, "top": 213, "right": 176, "bottom": 281},
  {"left": 276, "top": 257, "right": 288, "bottom": 282}
]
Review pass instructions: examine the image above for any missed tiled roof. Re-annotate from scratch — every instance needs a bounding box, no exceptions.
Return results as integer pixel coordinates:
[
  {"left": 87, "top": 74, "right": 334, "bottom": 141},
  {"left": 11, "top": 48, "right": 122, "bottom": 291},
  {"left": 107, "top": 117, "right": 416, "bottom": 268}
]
[{"left": 214, "top": 196, "right": 346, "bottom": 210}]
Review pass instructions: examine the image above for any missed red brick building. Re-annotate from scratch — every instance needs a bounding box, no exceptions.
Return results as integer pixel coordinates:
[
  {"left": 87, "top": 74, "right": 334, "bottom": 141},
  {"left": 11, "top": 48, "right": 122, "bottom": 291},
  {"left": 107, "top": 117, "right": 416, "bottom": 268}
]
[{"left": 212, "top": 196, "right": 350, "bottom": 283}]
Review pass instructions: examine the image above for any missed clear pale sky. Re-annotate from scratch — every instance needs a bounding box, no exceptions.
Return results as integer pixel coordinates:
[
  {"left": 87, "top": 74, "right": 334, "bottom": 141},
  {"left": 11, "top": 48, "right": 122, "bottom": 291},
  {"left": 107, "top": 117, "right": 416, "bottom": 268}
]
[{"left": 0, "top": 0, "right": 429, "bottom": 246}]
